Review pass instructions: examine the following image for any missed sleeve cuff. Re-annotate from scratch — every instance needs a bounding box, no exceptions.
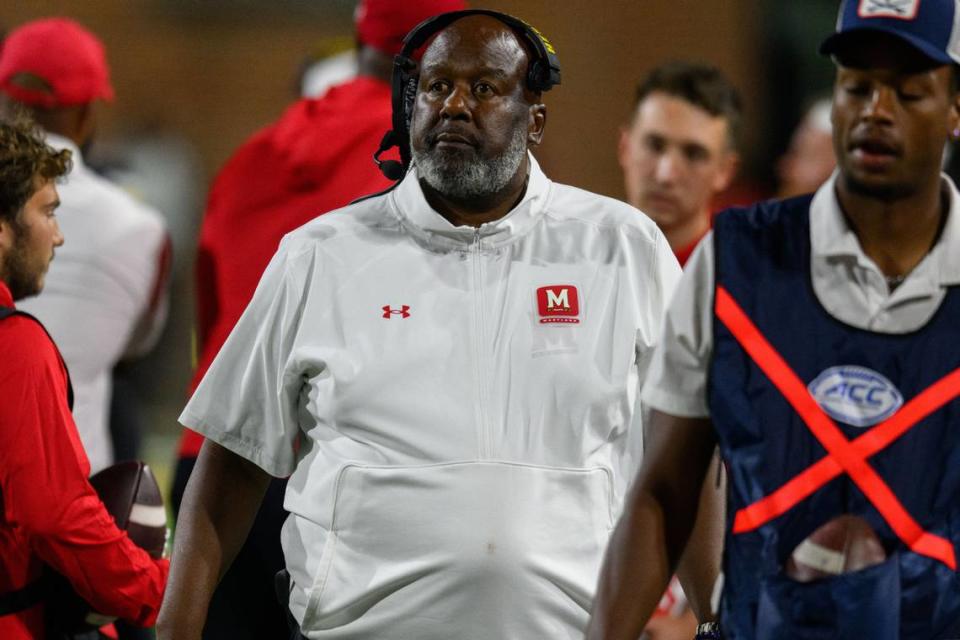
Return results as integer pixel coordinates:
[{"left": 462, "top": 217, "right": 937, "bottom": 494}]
[
  {"left": 178, "top": 412, "right": 293, "bottom": 478},
  {"left": 640, "top": 385, "right": 710, "bottom": 419}
]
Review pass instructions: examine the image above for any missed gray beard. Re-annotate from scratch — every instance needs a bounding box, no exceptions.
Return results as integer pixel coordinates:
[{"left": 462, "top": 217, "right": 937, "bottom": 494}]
[{"left": 412, "top": 126, "right": 528, "bottom": 200}]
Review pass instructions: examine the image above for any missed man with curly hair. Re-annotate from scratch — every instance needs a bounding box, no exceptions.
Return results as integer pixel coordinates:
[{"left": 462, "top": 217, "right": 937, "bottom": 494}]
[{"left": 0, "top": 117, "right": 168, "bottom": 639}]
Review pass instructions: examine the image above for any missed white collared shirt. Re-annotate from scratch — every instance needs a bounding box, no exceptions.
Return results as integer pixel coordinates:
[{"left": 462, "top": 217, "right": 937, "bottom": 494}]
[
  {"left": 19, "top": 133, "right": 170, "bottom": 472},
  {"left": 641, "top": 172, "right": 960, "bottom": 418},
  {"left": 181, "top": 155, "right": 680, "bottom": 638}
]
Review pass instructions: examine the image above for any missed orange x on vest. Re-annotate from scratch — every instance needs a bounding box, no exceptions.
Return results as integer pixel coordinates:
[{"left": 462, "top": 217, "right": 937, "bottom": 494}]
[{"left": 716, "top": 286, "right": 960, "bottom": 570}]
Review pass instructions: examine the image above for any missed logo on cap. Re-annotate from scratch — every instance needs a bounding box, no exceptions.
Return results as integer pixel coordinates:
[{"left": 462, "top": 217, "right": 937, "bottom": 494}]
[
  {"left": 537, "top": 285, "right": 580, "bottom": 324},
  {"left": 858, "top": 0, "right": 920, "bottom": 20}
]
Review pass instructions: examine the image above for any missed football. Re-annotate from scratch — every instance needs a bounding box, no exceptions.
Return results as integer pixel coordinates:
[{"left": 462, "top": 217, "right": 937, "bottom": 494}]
[
  {"left": 46, "top": 460, "right": 167, "bottom": 634},
  {"left": 784, "top": 514, "right": 887, "bottom": 582},
  {"left": 89, "top": 460, "right": 167, "bottom": 559}
]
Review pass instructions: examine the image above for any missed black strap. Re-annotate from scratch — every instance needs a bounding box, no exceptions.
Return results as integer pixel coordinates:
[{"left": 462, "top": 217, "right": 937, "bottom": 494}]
[
  {"left": 0, "top": 578, "right": 46, "bottom": 617},
  {"left": 0, "top": 305, "right": 73, "bottom": 410}
]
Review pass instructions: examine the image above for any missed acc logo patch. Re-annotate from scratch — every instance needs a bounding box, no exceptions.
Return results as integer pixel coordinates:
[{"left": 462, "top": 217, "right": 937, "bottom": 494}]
[
  {"left": 858, "top": 0, "right": 919, "bottom": 20},
  {"left": 808, "top": 365, "right": 903, "bottom": 428},
  {"left": 536, "top": 285, "right": 580, "bottom": 324}
]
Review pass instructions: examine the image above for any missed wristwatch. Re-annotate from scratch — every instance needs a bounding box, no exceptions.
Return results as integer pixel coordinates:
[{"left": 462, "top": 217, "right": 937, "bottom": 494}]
[{"left": 695, "top": 621, "right": 722, "bottom": 639}]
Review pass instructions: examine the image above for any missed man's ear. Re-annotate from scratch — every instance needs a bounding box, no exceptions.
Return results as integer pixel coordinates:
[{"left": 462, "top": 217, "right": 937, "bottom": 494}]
[
  {"left": 948, "top": 89, "right": 960, "bottom": 142},
  {"left": 713, "top": 151, "right": 740, "bottom": 194},
  {"left": 527, "top": 103, "right": 547, "bottom": 146},
  {"left": 0, "top": 216, "right": 16, "bottom": 262}
]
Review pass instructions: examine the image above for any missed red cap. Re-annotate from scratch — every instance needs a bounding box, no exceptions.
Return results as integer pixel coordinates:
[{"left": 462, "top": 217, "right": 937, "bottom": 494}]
[
  {"left": 0, "top": 17, "right": 114, "bottom": 108},
  {"left": 355, "top": 0, "right": 468, "bottom": 56}
]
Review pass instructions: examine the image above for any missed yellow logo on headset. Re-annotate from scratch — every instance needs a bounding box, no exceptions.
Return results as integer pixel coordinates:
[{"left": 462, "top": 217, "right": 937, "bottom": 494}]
[{"left": 523, "top": 22, "right": 556, "bottom": 55}]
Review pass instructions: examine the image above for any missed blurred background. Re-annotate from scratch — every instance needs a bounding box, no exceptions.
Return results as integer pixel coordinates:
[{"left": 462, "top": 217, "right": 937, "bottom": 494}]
[{"left": 0, "top": 0, "right": 840, "bottom": 494}]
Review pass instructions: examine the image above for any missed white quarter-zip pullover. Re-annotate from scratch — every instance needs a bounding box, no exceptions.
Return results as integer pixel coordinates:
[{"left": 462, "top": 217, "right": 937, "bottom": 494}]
[{"left": 181, "top": 155, "right": 680, "bottom": 639}]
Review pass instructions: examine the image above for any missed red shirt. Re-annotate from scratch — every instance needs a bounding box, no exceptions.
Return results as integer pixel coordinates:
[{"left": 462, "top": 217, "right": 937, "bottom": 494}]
[
  {"left": 0, "top": 281, "right": 168, "bottom": 638},
  {"left": 674, "top": 229, "right": 708, "bottom": 268},
  {"left": 179, "top": 76, "right": 396, "bottom": 457}
]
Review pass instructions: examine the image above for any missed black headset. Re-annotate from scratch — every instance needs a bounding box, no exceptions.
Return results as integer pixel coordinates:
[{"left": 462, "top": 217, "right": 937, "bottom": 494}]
[{"left": 373, "top": 9, "right": 562, "bottom": 182}]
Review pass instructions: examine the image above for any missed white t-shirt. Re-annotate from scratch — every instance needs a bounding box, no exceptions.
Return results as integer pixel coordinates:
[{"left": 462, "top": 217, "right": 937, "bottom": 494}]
[
  {"left": 180, "top": 155, "right": 681, "bottom": 639},
  {"left": 641, "top": 173, "right": 960, "bottom": 418},
  {"left": 19, "top": 133, "right": 170, "bottom": 472}
]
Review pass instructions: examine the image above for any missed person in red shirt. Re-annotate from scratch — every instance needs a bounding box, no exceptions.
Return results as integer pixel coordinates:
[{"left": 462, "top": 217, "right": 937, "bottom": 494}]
[
  {"left": 169, "top": 1, "right": 465, "bottom": 638},
  {"left": 0, "top": 117, "right": 168, "bottom": 639},
  {"left": 618, "top": 61, "right": 741, "bottom": 267}
]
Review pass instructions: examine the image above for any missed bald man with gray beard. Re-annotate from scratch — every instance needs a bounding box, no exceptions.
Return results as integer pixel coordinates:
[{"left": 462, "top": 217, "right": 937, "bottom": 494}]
[{"left": 159, "top": 11, "right": 680, "bottom": 639}]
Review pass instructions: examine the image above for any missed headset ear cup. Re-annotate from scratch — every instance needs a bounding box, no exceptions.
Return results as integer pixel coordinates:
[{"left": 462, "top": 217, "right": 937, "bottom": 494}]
[
  {"left": 390, "top": 55, "right": 418, "bottom": 135},
  {"left": 527, "top": 60, "right": 546, "bottom": 93}
]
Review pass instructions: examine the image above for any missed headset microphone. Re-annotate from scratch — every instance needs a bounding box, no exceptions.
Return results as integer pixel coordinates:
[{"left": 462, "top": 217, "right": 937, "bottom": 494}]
[
  {"left": 376, "top": 158, "right": 405, "bottom": 182},
  {"left": 373, "top": 131, "right": 405, "bottom": 181}
]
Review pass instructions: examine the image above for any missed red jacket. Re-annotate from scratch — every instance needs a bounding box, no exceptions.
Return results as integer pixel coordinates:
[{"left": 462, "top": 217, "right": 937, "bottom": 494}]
[
  {"left": 0, "top": 281, "right": 168, "bottom": 638},
  {"left": 180, "top": 76, "right": 396, "bottom": 457}
]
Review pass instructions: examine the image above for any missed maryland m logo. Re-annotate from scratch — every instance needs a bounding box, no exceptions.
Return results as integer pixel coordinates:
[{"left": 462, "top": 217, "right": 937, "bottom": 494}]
[{"left": 536, "top": 285, "right": 580, "bottom": 324}]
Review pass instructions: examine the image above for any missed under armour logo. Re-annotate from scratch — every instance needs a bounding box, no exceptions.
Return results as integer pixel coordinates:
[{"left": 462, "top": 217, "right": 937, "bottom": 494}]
[
  {"left": 859, "top": 0, "right": 918, "bottom": 19},
  {"left": 382, "top": 305, "right": 410, "bottom": 319}
]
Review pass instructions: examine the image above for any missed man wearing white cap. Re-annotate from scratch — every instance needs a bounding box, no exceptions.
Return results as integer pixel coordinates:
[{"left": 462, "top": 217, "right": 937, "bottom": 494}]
[{"left": 589, "top": 0, "right": 960, "bottom": 638}]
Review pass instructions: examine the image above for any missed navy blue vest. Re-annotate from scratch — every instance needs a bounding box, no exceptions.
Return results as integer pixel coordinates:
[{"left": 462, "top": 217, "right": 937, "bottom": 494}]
[{"left": 708, "top": 196, "right": 960, "bottom": 639}]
